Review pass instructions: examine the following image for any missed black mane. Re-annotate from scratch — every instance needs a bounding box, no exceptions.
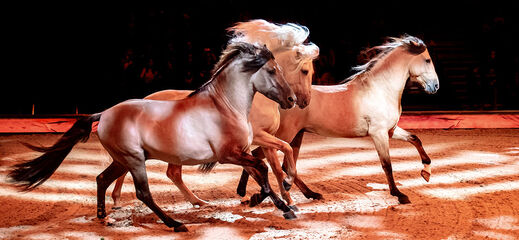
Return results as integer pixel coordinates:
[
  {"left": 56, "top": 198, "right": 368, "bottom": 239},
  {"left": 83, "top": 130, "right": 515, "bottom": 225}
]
[{"left": 188, "top": 42, "right": 274, "bottom": 97}]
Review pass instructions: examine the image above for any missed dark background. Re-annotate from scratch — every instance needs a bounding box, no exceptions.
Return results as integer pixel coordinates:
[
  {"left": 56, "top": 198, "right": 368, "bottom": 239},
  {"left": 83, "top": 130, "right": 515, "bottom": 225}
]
[{"left": 3, "top": 2, "right": 518, "bottom": 115}]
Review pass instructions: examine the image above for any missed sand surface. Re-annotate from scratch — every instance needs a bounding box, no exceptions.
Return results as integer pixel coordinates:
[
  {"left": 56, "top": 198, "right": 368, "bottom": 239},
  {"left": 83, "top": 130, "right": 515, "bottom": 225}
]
[{"left": 1, "top": 129, "right": 518, "bottom": 239}]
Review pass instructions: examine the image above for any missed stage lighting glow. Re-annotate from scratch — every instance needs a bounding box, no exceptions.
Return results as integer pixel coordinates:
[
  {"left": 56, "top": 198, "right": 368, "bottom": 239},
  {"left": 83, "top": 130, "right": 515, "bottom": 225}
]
[{"left": 421, "top": 180, "right": 519, "bottom": 200}]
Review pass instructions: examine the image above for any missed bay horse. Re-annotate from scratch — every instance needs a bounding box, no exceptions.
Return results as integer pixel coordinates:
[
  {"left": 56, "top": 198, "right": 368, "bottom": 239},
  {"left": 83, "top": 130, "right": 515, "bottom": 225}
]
[
  {"left": 110, "top": 20, "right": 319, "bottom": 210},
  {"left": 8, "top": 42, "right": 297, "bottom": 232},
  {"left": 237, "top": 35, "right": 439, "bottom": 204}
]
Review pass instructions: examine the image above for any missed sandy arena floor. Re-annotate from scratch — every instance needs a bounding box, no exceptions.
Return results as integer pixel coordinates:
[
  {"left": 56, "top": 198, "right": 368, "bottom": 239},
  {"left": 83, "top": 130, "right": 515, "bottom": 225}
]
[{"left": 1, "top": 129, "right": 518, "bottom": 239}]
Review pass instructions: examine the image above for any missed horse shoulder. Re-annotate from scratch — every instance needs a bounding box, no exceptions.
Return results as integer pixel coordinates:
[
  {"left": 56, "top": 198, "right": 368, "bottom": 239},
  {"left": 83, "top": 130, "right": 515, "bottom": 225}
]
[{"left": 250, "top": 93, "right": 280, "bottom": 134}]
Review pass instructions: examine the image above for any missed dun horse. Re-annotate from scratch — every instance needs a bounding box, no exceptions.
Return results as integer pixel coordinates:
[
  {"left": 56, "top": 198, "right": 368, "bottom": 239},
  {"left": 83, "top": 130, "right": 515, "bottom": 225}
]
[
  {"left": 8, "top": 42, "right": 297, "bottom": 232},
  {"left": 238, "top": 35, "right": 440, "bottom": 204},
  {"left": 110, "top": 20, "right": 319, "bottom": 210}
]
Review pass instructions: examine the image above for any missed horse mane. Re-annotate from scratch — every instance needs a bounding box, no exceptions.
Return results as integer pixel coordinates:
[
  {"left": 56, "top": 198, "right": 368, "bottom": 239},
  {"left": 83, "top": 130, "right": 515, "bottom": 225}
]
[
  {"left": 340, "top": 34, "right": 427, "bottom": 84},
  {"left": 188, "top": 41, "right": 273, "bottom": 97},
  {"left": 227, "top": 19, "right": 319, "bottom": 70}
]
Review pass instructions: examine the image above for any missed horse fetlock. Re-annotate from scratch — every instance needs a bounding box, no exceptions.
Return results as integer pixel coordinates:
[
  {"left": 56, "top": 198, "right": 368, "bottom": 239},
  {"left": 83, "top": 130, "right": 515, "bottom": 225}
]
[
  {"left": 97, "top": 206, "right": 106, "bottom": 219},
  {"left": 249, "top": 193, "right": 263, "bottom": 207},
  {"left": 282, "top": 177, "right": 294, "bottom": 191},
  {"left": 288, "top": 205, "right": 299, "bottom": 212},
  {"left": 303, "top": 191, "right": 324, "bottom": 200}
]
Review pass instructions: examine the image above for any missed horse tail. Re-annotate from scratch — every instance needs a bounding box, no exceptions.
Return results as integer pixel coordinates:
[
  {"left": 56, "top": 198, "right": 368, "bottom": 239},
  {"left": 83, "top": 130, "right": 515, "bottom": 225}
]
[
  {"left": 8, "top": 113, "right": 102, "bottom": 191},
  {"left": 198, "top": 162, "right": 217, "bottom": 173}
]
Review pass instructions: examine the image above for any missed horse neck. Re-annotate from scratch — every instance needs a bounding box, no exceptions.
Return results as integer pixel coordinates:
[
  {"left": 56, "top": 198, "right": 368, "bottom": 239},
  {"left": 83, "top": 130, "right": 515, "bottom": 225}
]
[
  {"left": 206, "top": 65, "right": 255, "bottom": 118},
  {"left": 364, "top": 49, "right": 412, "bottom": 103}
]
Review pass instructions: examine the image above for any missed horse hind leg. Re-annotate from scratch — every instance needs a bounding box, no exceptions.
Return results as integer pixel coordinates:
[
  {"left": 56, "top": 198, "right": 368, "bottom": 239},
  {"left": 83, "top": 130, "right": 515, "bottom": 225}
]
[
  {"left": 371, "top": 131, "right": 411, "bottom": 204},
  {"left": 235, "top": 147, "right": 264, "bottom": 199},
  {"left": 111, "top": 172, "right": 128, "bottom": 209},
  {"left": 96, "top": 161, "right": 129, "bottom": 220},
  {"left": 262, "top": 147, "right": 297, "bottom": 211},
  {"left": 126, "top": 159, "right": 187, "bottom": 232},
  {"left": 220, "top": 152, "right": 296, "bottom": 219},
  {"left": 391, "top": 126, "right": 431, "bottom": 182},
  {"left": 165, "top": 163, "right": 208, "bottom": 208}
]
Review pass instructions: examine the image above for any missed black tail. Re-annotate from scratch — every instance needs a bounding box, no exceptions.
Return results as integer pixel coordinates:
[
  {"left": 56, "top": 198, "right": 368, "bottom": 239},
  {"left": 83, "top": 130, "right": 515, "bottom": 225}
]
[
  {"left": 8, "top": 113, "right": 101, "bottom": 191},
  {"left": 198, "top": 162, "right": 217, "bottom": 173}
]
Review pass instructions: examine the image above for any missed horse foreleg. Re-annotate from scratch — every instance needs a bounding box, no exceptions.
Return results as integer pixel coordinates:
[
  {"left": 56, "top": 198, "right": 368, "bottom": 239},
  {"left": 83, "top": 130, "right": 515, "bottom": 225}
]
[
  {"left": 282, "top": 129, "right": 323, "bottom": 200},
  {"left": 97, "top": 161, "right": 128, "bottom": 220},
  {"left": 111, "top": 173, "right": 128, "bottom": 209},
  {"left": 220, "top": 151, "right": 296, "bottom": 219},
  {"left": 165, "top": 164, "right": 208, "bottom": 207},
  {"left": 391, "top": 126, "right": 431, "bottom": 182},
  {"left": 262, "top": 147, "right": 296, "bottom": 210},
  {"left": 253, "top": 131, "right": 296, "bottom": 191},
  {"left": 370, "top": 131, "right": 411, "bottom": 204}
]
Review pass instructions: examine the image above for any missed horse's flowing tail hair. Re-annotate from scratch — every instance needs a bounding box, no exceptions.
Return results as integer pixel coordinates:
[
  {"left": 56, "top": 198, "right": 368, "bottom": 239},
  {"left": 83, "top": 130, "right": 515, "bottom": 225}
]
[{"left": 8, "top": 113, "right": 101, "bottom": 191}]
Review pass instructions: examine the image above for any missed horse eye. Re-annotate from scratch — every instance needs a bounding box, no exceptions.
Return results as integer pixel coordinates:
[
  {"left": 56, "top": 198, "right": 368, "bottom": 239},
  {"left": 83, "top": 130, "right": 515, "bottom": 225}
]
[
  {"left": 267, "top": 69, "right": 276, "bottom": 75},
  {"left": 301, "top": 69, "right": 309, "bottom": 75},
  {"left": 425, "top": 59, "right": 431, "bottom": 64}
]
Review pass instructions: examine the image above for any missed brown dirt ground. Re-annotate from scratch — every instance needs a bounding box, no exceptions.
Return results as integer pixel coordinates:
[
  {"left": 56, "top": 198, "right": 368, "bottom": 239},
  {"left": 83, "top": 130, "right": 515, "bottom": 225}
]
[{"left": 1, "top": 129, "right": 518, "bottom": 239}]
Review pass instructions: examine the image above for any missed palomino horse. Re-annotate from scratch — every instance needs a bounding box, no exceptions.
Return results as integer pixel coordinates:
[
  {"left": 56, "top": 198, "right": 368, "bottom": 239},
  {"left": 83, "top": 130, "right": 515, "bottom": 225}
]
[
  {"left": 237, "top": 35, "right": 439, "bottom": 204},
  {"left": 8, "top": 42, "right": 297, "bottom": 232},
  {"left": 110, "top": 20, "right": 319, "bottom": 210}
]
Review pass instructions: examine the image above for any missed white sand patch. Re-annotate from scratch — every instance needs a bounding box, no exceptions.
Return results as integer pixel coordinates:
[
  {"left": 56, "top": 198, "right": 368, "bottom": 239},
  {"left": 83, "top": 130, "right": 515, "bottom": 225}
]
[
  {"left": 473, "top": 230, "right": 516, "bottom": 240},
  {"left": 0, "top": 225, "right": 34, "bottom": 239},
  {"left": 201, "top": 211, "right": 243, "bottom": 223},
  {"left": 63, "top": 231, "right": 102, "bottom": 239},
  {"left": 198, "top": 226, "right": 246, "bottom": 240},
  {"left": 250, "top": 221, "right": 346, "bottom": 240},
  {"left": 26, "top": 233, "right": 57, "bottom": 240},
  {"left": 421, "top": 180, "right": 519, "bottom": 200},
  {"left": 474, "top": 215, "right": 519, "bottom": 231}
]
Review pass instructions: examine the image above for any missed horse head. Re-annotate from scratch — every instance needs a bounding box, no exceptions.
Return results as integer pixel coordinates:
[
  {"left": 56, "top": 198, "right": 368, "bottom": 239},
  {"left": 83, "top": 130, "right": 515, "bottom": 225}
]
[{"left": 406, "top": 37, "right": 440, "bottom": 94}]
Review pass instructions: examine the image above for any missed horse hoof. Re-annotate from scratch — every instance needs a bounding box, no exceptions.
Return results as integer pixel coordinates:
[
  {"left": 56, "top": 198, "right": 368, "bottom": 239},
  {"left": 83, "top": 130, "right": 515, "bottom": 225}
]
[
  {"left": 98, "top": 216, "right": 116, "bottom": 226},
  {"left": 421, "top": 169, "right": 431, "bottom": 182},
  {"left": 283, "top": 210, "right": 297, "bottom": 220},
  {"left": 192, "top": 200, "right": 209, "bottom": 208},
  {"left": 249, "top": 193, "right": 262, "bottom": 207},
  {"left": 282, "top": 179, "right": 292, "bottom": 191},
  {"left": 398, "top": 195, "right": 411, "bottom": 204},
  {"left": 304, "top": 192, "right": 324, "bottom": 200},
  {"left": 240, "top": 196, "right": 250, "bottom": 205},
  {"left": 289, "top": 205, "right": 299, "bottom": 212},
  {"left": 174, "top": 224, "right": 189, "bottom": 232}
]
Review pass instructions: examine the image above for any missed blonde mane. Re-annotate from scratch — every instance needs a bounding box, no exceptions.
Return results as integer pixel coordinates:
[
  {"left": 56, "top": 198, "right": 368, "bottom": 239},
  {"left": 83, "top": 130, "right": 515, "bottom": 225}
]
[
  {"left": 227, "top": 19, "right": 319, "bottom": 71},
  {"left": 342, "top": 35, "right": 427, "bottom": 83}
]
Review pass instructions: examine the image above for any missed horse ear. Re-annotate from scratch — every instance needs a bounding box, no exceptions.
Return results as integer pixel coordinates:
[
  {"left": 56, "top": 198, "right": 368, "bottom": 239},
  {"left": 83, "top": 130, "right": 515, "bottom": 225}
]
[{"left": 406, "top": 39, "right": 426, "bottom": 54}]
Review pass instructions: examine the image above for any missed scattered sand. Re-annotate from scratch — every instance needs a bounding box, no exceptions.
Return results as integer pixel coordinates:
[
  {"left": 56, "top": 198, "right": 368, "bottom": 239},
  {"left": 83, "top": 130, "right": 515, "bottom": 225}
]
[{"left": 1, "top": 129, "right": 518, "bottom": 239}]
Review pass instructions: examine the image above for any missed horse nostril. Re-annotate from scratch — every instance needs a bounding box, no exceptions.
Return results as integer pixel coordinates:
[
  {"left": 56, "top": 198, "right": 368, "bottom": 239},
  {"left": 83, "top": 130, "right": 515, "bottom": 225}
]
[
  {"left": 288, "top": 96, "right": 294, "bottom": 103},
  {"left": 434, "top": 83, "right": 439, "bottom": 90}
]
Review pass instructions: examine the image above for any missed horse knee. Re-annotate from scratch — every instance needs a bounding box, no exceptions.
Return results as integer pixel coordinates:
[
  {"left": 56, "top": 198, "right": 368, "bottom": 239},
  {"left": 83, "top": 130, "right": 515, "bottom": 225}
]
[
  {"left": 166, "top": 169, "right": 177, "bottom": 182},
  {"left": 135, "top": 189, "right": 151, "bottom": 203},
  {"left": 280, "top": 143, "right": 293, "bottom": 158}
]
